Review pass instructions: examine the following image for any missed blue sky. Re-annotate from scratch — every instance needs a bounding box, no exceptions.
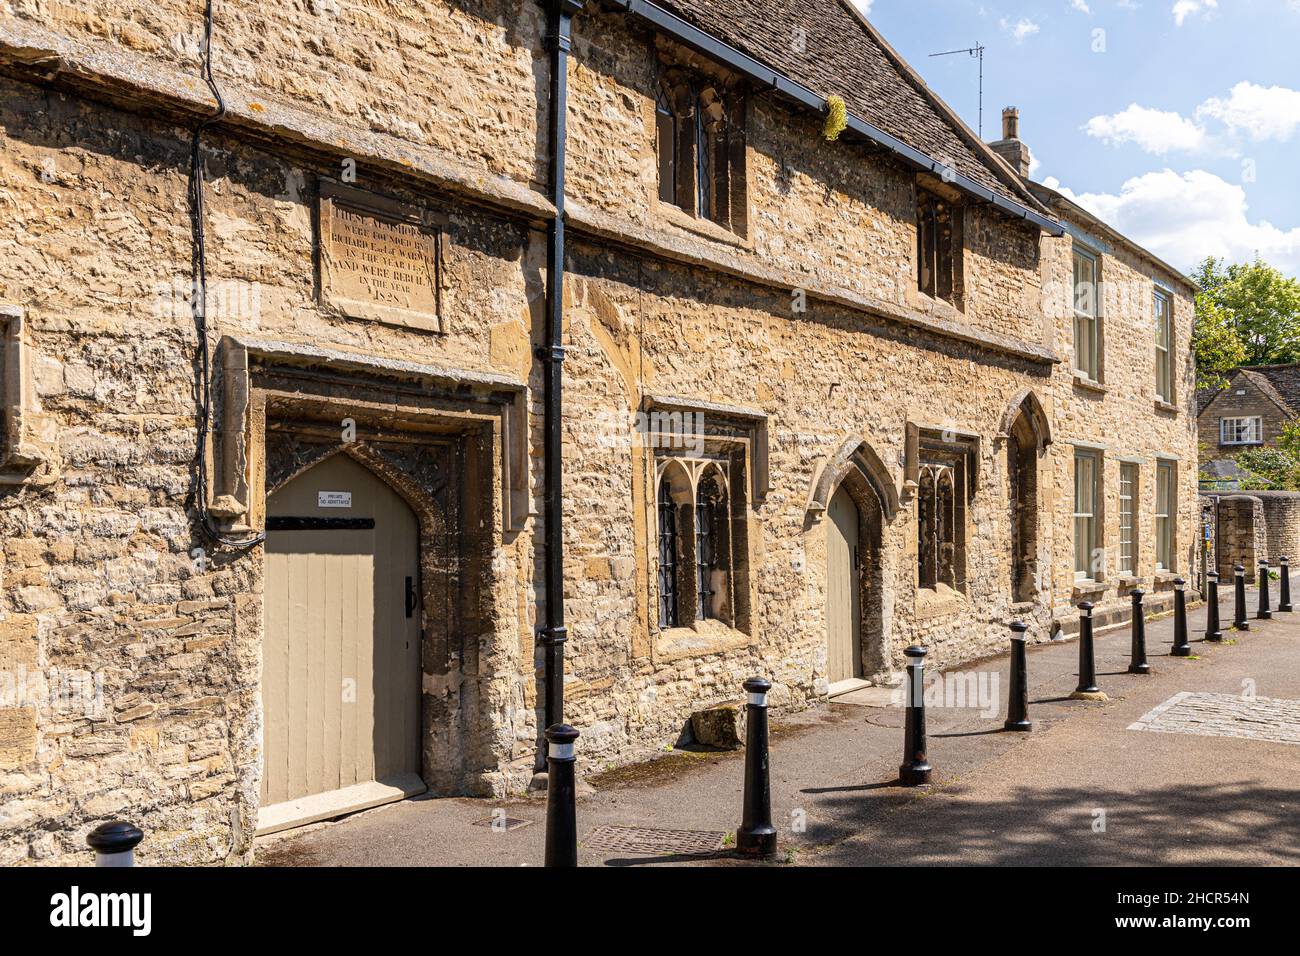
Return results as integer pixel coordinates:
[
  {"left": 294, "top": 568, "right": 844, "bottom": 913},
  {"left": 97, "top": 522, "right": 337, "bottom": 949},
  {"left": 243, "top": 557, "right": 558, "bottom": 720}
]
[{"left": 856, "top": 0, "right": 1300, "bottom": 277}]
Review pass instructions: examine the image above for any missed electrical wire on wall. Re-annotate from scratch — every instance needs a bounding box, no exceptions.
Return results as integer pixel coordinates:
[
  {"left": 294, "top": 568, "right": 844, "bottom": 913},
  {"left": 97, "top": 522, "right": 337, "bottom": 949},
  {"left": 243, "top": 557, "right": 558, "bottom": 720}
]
[{"left": 189, "top": 0, "right": 264, "bottom": 550}]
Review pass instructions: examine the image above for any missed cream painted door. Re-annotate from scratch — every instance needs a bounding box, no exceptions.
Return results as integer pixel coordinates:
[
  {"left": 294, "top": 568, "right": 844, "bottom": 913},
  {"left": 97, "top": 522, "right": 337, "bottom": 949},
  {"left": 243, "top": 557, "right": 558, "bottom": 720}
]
[
  {"left": 260, "top": 453, "right": 424, "bottom": 833},
  {"left": 826, "top": 485, "right": 862, "bottom": 684}
]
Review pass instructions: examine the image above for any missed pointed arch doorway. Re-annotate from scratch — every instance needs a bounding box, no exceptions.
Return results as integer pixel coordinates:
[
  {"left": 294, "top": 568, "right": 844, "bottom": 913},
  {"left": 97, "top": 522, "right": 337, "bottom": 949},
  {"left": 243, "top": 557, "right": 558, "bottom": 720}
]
[
  {"left": 826, "top": 484, "right": 863, "bottom": 684},
  {"left": 259, "top": 452, "right": 426, "bottom": 833}
]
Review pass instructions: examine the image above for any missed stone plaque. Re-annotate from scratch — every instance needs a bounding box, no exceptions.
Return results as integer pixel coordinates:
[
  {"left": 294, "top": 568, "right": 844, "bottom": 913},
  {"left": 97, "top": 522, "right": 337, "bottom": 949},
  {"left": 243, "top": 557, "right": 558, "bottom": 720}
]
[{"left": 318, "top": 181, "right": 444, "bottom": 332}]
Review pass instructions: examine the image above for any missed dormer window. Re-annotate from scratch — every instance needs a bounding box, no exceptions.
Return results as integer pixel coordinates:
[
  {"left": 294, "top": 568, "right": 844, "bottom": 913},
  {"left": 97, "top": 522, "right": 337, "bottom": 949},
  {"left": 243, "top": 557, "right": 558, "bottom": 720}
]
[{"left": 654, "top": 68, "right": 747, "bottom": 234}]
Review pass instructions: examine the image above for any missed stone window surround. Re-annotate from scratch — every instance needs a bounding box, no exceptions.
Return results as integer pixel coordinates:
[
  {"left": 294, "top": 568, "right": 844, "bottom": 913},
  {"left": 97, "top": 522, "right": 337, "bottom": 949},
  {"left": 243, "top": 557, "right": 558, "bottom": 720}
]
[
  {"left": 904, "top": 422, "right": 979, "bottom": 605},
  {"left": 1071, "top": 243, "right": 1104, "bottom": 386},
  {"left": 1072, "top": 443, "right": 1105, "bottom": 586},
  {"left": 0, "top": 303, "right": 46, "bottom": 485},
  {"left": 1155, "top": 458, "right": 1178, "bottom": 574},
  {"left": 1154, "top": 286, "right": 1175, "bottom": 405},
  {"left": 210, "top": 335, "right": 529, "bottom": 535},
  {"left": 915, "top": 180, "right": 966, "bottom": 313},
  {"left": 641, "top": 394, "right": 766, "bottom": 663},
  {"left": 649, "top": 43, "right": 750, "bottom": 240}
]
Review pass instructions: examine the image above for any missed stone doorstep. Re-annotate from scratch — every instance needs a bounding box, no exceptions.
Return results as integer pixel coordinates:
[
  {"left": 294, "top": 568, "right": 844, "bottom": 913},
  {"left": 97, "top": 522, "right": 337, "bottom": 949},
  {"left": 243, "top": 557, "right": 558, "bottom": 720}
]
[{"left": 255, "top": 773, "right": 427, "bottom": 836}]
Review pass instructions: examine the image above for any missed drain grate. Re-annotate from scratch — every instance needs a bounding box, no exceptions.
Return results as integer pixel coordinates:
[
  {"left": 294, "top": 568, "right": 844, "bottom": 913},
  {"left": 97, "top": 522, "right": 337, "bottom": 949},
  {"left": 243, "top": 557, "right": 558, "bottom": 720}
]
[
  {"left": 472, "top": 814, "right": 533, "bottom": 832},
  {"left": 582, "top": 824, "right": 726, "bottom": 856}
]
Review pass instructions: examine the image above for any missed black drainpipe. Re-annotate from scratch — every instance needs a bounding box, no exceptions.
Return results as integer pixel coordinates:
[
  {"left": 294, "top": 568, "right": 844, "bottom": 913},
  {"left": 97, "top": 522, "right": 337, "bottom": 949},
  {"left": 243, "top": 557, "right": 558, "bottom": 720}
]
[{"left": 538, "top": 0, "right": 583, "bottom": 760}]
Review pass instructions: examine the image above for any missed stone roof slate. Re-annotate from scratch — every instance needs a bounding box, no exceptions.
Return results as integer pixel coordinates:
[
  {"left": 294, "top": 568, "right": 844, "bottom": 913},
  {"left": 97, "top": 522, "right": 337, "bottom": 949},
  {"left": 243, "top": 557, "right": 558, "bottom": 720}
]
[
  {"left": 653, "top": 0, "right": 1040, "bottom": 210},
  {"left": 1200, "top": 365, "right": 1300, "bottom": 418}
]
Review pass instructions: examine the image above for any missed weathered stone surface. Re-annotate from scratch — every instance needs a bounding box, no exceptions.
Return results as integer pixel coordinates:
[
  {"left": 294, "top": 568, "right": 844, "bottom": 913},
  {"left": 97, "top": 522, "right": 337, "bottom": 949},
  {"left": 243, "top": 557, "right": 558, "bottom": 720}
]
[
  {"left": 0, "top": 3, "right": 1198, "bottom": 866},
  {"left": 690, "top": 701, "right": 745, "bottom": 750}
]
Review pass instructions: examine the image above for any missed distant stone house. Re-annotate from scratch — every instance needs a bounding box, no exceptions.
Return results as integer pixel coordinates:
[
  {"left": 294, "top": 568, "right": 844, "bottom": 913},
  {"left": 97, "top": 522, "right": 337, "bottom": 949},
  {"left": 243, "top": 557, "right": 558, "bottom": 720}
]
[
  {"left": 1197, "top": 365, "right": 1300, "bottom": 487},
  {"left": 0, "top": 0, "right": 1197, "bottom": 864}
]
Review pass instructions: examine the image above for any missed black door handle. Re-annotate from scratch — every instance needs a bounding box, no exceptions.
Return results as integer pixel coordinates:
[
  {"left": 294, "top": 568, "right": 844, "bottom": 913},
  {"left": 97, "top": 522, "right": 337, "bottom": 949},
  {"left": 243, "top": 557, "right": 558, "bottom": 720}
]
[{"left": 405, "top": 576, "right": 417, "bottom": 619}]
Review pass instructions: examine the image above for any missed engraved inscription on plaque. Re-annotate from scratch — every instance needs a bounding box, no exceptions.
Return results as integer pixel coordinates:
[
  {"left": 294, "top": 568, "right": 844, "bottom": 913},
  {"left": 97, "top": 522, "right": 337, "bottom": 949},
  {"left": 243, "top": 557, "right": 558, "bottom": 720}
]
[{"left": 318, "top": 181, "right": 444, "bottom": 332}]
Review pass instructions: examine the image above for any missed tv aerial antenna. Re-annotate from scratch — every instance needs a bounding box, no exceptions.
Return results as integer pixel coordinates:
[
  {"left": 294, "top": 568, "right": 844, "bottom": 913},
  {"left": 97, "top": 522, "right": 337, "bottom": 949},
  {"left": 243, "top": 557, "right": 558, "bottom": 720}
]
[{"left": 929, "top": 43, "right": 986, "bottom": 137}]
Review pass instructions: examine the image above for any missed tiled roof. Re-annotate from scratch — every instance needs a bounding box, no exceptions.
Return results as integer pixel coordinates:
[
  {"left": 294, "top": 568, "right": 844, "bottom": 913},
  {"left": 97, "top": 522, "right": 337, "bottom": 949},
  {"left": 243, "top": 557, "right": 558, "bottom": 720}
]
[
  {"left": 1200, "top": 365, "right": 1300, "bottom": 418},
  {"left": 652, "top": 0, "right": 1042, "bottom": 211},
  {"left": 1245, "top": 365, "right": 1300, "bottom": 414}
]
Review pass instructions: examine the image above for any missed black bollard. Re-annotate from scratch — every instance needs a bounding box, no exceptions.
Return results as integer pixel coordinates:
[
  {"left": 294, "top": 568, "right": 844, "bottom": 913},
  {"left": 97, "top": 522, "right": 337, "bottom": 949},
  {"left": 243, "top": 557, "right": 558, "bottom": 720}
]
[
  {"left": 898, "top": 646, "right": 932, "bottom": 785},
  {"left": 543, "top": 724, "right": 579, "bottom": 867},
  {"left": 1171, "top": 578, "right": 1191, "bottom": 657},
  {"left": 1233, "top": 563, "right": 1249, "bottom": 631},
  {"left": 1280, "top": 557, "right": 1293, "bottom": 613},
  {"left": 1128, "top": 589, "right": 1151, "bottom": 674},
  {"left": 1257, "top": 560, "right": 1272, "bottom": 620},
  {"left": 736, "top": 677, "right": 777, "bottom": 858},
  {"left": 1205, "top": 572, "right": 1223, "bottom": 642},
  {"left": 1070, "top": 602, "right": 1103, "bottom": 699},
  {"left": 87, "top": 820, "right": 144, "bottom": 867},
  {"left": 1003, "top": 621, "right": 1032, "bottom": 732}
]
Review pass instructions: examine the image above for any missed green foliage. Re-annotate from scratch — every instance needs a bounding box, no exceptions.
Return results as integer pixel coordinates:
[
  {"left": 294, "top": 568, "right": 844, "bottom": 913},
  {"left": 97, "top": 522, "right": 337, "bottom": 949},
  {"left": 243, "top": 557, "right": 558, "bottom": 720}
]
[
  {"left": 1233, "top": 446, "right": 1300, "bottom": 490},
  {"left": 823, "top": 95, "right": 848, "bottom": 142},
  {"left": 1192, "top": 292, "right": 1248, "bottom": 391},
  {"left": 1191, "top": 256, "right": 1300, "bottom": 369}
]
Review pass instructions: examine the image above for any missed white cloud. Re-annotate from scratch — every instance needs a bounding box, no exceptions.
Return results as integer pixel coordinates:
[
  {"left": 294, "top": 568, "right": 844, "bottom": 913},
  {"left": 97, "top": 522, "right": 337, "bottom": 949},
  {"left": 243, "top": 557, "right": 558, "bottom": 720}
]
[
  {"left": 1044, "top": 169, "right": 1300, "bottom": 276},
  {"left": 1197, "top": 82, "right": 1300, "bottom": 142},
  {"left": 849, "top": 0, "right": 874, "bottom": 15},
  {"left": 999, "top": 17, "right": 1041, "bottom": 41},
  {"left": 1070, "top": 0, "right": 1092, "bottom": 12},
  {"left": 1086, "top": 83, "right": 1300, "bottom": 155},
  {"left": 1084, "top": 104, "right": 1209, "bottom": 154},
  {"left": 1172, "top": 0, "right": 1218, "bottom": 26}
]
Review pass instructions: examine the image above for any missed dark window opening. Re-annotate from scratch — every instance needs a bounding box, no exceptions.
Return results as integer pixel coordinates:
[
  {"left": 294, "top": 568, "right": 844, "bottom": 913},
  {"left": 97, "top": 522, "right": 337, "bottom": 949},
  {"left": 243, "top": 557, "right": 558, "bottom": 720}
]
[
  {"left": 654, "top": 72, "right": 745, "bottom": 233},
  {"left": 655, "top": 81, "right": 677, "bottom": 207},
  {"left": 917, "top": 187, "right": 962, "bottom": 306},
  {"left": 657, "top": 479, "right": 679, "bottom": 628},
  {"left": 695, "top": 472, "right": 726, "bottom": 620}
]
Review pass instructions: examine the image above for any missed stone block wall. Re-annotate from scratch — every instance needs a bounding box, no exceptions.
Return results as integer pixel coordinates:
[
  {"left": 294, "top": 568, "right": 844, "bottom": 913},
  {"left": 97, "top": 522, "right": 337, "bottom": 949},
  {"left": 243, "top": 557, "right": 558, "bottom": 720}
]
[
  {"left": 1213, "top": 495, "right": 1266, "bottom": 582},
  {"left": 0, "top": 1, "right": 1200, "bottom": 865}
]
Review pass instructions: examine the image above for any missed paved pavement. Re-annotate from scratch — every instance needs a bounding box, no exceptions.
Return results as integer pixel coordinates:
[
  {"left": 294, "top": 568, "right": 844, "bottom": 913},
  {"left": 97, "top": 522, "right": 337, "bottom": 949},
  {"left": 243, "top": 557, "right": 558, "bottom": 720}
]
[{"left": 257, "top": 587, "right": 1300, "bottom": 867}]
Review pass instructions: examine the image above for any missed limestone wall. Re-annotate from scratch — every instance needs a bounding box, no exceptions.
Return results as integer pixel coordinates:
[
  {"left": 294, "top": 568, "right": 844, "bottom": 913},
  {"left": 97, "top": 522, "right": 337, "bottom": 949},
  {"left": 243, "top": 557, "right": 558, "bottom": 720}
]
[{"left": 0, "top": 1, "right": 1199, "bottom": 866}]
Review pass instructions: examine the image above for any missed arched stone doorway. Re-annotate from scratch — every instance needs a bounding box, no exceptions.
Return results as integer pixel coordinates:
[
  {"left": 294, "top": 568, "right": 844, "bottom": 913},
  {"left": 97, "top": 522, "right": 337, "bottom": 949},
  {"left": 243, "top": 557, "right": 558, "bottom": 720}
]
[
  {"left": 260, "top": 451, "right": 427, "bottom": 832},
  {"left": 809, "top": 438, "right": 895, "bottom": 689},
  {"left": 1001, "top": 390, "right": 1052, "bottom": 604}
]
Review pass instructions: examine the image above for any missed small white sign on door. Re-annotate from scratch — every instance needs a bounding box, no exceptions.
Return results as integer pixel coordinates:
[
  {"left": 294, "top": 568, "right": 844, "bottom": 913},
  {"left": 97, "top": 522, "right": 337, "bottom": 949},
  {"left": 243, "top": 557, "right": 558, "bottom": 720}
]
[{"left": 318, "top": 491, "right": 353, "bottom": 509}]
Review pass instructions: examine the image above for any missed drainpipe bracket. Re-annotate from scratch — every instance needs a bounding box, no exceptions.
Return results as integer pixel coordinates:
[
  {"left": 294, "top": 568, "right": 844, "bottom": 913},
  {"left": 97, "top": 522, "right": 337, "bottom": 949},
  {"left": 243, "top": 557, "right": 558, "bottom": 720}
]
[{"left": 537, "top": 625, "right": 569, "bottom": 647}]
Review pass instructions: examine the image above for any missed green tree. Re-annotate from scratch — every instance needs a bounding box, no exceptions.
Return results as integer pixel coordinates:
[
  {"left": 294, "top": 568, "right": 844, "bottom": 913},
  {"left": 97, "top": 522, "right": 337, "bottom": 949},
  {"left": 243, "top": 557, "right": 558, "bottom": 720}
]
[
  {"left": 1233, "top": 447, "right": 1300, "bottom": 490},
  {"left": 1191, "top": 293, "right": 1248, "bottom": 390},
  {"left": 1191, "top": 256, "right": 1300, "bottom": 367}
]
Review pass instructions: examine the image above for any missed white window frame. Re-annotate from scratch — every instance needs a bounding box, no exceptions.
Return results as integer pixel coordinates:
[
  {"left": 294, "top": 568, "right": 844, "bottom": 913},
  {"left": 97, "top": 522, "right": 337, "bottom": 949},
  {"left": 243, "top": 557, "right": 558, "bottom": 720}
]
[
  {"left": 1219, "top": 416, "right": 1262, "bottom": 446},
  {"left": 1074, "top": 449, "right": 1100, "bottom": 582},
  {"left": 1118, "top": 462, "right": 1138, "bottom": 576},
  {"left": 1073, "top": 247, "right": 1101, "bottom": 382},
  {"left": 1154, "top": 289, "right": 1174, "bottom": 403},
  {"left": 1155, "top": 459, "right": 1176, "bottom": 572}
]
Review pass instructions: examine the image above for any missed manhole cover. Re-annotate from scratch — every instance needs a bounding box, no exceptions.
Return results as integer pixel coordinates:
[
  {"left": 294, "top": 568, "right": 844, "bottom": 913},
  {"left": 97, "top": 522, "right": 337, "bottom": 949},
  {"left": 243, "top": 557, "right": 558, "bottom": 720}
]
[
  {"left": 472, "top": 815, "right": 533, "bottom": 832},
  {"left": 582, "top": 825, "right": 726, "bottom": 855},
  {"left": 1128, "top": 691, "right": 1300, "bottom": 745}
]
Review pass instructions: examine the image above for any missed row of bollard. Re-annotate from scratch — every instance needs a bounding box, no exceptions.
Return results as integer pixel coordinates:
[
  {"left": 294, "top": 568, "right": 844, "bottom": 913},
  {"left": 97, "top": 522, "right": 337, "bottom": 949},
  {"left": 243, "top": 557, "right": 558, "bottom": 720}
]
[{"left": 93, "top": 558, "right": 1298, "bottom": 868}]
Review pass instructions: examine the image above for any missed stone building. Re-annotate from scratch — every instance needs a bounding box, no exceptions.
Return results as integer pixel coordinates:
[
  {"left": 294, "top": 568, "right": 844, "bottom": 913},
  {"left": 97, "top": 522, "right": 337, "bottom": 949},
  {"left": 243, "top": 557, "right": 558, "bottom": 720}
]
[
  {"left": 0, "top": 0, "right": 1197, "bottom": 864},
  {"left": 1197, "top": 364, "right": 1300, "bottom": 488}
]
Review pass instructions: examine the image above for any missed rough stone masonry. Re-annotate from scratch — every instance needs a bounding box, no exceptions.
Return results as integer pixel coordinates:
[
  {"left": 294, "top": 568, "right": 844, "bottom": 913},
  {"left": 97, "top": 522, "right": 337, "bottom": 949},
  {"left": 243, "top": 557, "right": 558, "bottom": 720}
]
[{"left": 0, "top": 0, "right": 1197, "bottom": 864}]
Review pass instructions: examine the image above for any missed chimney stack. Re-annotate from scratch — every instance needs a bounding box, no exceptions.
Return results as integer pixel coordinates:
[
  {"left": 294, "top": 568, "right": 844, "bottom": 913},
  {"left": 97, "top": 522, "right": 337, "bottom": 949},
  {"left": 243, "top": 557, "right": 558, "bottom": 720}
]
[
  {"left": 1002, "top": 107, "right": 1020, "bottom": 141},
  {"left": 990, "top": 106, "right": 1032, "bottom": 179}
]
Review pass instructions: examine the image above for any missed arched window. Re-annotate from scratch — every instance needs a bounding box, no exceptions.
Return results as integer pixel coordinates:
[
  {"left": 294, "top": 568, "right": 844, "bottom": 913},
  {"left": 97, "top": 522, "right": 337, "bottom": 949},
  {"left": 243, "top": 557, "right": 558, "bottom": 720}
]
[
  {"left": 657, "top": 479, "right": 679, "bottom": 627},
  {"left": 918, "top": 468, "right": 937, "bottom": 590},
  {"left": 936, "top": 469, "right": 955, "bottom": 588},
  {"left": 695, "top": 471, "right": 726, "bottom": 619}
]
